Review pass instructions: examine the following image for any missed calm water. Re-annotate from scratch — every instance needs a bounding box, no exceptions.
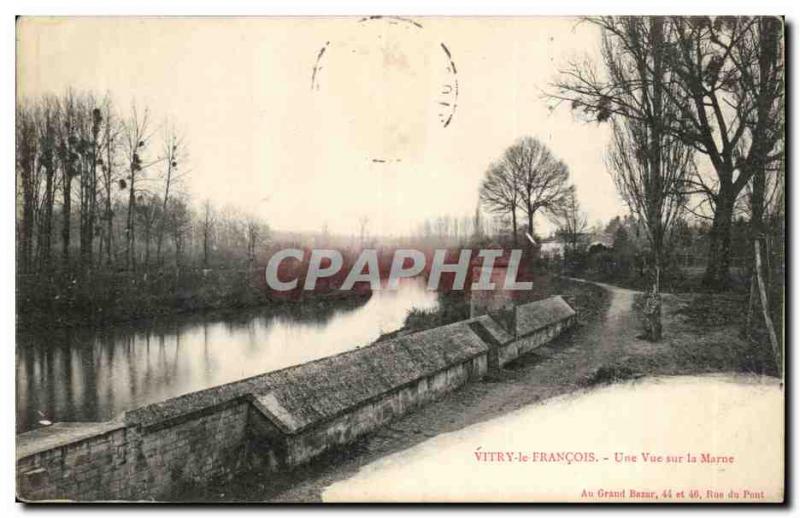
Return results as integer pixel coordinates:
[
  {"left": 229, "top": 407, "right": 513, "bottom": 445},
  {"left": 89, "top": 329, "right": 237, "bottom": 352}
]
[{"left": 16, "top": 280, "right": 437, "bottom": 433}]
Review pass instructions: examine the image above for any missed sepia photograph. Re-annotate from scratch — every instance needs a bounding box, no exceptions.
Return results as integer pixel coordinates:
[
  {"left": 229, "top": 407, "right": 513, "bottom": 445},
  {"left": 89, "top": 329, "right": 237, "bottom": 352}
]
[{"left": 12, "top": 10, "right": 786, "bottom": 504}]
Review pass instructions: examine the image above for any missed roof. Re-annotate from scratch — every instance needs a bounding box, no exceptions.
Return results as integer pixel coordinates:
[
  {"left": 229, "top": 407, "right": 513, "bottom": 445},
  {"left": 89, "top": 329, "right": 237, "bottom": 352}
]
[
  {"left": 515, "top": 296, "right": 576, "bottom": 337},
  {"left": 125, "top": 317, "right": 494, "bottom": 434},
  {"left": 588, "top": 232, "right": 614, "bottom": 247},
  {"left": 254, "top": 320, "right": 488, "bottom": 434},
  {"left": 466, "top": 314, "right": 514, "bottom": 345},
  {"left": 17, "top": 421, "right": 125, "bottom": 460}
]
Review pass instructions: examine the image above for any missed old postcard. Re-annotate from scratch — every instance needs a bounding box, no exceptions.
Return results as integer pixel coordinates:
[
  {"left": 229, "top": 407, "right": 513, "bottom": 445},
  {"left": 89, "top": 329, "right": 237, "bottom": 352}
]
[{"left": 15, "top": 15, "right": 785, "bottom": 503}]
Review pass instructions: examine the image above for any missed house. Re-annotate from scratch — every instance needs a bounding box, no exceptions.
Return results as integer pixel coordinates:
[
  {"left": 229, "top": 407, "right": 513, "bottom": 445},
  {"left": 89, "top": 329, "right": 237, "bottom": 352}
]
[
  {"left": 539, "top": 232, "right": 614, "bottom": 258},
  {"left": 539, "top": 239, "right": 565, "bottom": 258}
]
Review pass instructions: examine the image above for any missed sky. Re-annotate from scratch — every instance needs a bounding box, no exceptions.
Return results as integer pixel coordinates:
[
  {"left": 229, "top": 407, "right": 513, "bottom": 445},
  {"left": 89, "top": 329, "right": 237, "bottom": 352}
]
[{"left": 17, "top": 16, "right": 627, "bottom": 237}]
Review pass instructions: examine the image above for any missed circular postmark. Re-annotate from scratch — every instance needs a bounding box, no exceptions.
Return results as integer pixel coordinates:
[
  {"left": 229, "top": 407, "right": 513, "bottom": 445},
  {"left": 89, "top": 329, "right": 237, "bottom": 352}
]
[{"left": 310, "top": 16, "right": 459, "bottom": 163}]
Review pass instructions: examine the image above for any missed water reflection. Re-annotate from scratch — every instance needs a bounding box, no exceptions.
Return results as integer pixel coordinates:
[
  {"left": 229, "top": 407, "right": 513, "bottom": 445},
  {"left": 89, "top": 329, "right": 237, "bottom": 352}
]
[{"left": 16, "top": 280, "right": 437, "bottom": 433}]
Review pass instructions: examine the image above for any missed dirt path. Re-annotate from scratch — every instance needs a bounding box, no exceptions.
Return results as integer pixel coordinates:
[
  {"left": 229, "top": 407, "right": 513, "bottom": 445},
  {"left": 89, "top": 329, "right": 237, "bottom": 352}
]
[
  {"left": 566, "top": 278, "right": 669, "bottom": 362},
  {"left": 216, "top": 280, "right": 662, "bottom": 502}
]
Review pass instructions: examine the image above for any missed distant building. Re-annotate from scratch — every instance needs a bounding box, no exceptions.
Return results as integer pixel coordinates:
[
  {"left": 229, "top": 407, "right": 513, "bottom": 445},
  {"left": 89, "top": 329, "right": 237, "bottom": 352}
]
[
  {"left": 539, "top": 232, "right": 613, "bottom": 258},
  {"left": 586, "top": 232, "right": 614, "bottom": 249},
  {"left": 539, "top": 239, "right": 565, "bottom": 259}
]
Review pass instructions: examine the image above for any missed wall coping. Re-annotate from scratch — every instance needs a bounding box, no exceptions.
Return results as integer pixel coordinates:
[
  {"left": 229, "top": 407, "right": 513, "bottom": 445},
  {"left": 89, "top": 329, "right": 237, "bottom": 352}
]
[
  {"left": 515, "top": 295, "right": 576, "bottom": 338},
  {"left": 17, "top": 421, "right": 125, "bottom": 461},
  {"left": 17, "top": 301, "right": 576, "bottom": 460}
]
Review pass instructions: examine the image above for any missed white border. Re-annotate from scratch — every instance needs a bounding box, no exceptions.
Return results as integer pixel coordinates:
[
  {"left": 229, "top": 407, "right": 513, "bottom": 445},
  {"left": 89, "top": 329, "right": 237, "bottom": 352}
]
[{"left": 3, "top": 1, "right": 796, "bottom": 516}]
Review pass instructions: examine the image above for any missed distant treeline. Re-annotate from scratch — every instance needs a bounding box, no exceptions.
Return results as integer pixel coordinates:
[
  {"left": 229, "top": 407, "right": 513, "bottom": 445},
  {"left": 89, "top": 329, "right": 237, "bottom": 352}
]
[{"left": 16, "top": 91, "right": 270, "bottom": 278}]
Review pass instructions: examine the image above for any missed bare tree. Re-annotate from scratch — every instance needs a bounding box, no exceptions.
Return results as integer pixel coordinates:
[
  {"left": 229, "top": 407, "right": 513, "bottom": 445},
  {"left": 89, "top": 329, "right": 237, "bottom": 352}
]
[
  {"left": 608, "top": 118, "right": 692, "bottom": 339},
  {"left": 78, "top": 96, "right": 102, "bottom": 271},
  {"left": 667, "top": 17, "right": 784, "bottom": 287},
  {"left": 200, "top": 200, "right": 216, "bottom": 268},
  {"left": 166, "top": 197, "right": 192, "bottom": 270},
  {"left": 16, "top": 102, "right": 39, "bottom": 274},
  {"left": 98, "top": 98, "right": 122, "bottom": 267},
  {"left": 472, "top": 205, "right": 484, "bottom": 241},
  {"left": 156, "top": 124, "right": 187, "bottom": 265},
  {"left": 553, "top": 188, "right": 586, "bottom": 258},
  {"left": 122, "top": 104, "right": 158, "bottom": 271},
  {"left": 479, "top": 161, "right": 521, "bottom": 245},
  {"left": 33, "top": 97, "right": 60, "bottom": 273},
  {"left": 16, "top": 92, "right": 209, "bottom": 279},
  {"left": 136, "top": 194, "right": 161, "bottom": 267},
  {"left": 503, "top": 136, "right": 572, "bottom": 242},
  {"left": 245, "top": 215, "right": 269, "bottom": 269},
  {"left": 741, "top": 18, "right": 784, "bottom": 368},
  {"left": 593, "top": 18, "right": 693, "bottom": 340},
  {"left": 57, "top": 92, "right": 82, "bottom": 268},
  {"left": 553, "top": 16, "right": 784, "bottom": 288}
]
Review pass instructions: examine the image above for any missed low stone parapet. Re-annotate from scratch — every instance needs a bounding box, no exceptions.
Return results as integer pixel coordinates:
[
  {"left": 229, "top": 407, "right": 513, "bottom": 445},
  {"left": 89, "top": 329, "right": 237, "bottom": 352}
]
[
  {"left": 514, "top": 295, "right": 577, "bottom": 356},
  {"left": 17, "top": 296, "right": 577, "bottom": 501}
]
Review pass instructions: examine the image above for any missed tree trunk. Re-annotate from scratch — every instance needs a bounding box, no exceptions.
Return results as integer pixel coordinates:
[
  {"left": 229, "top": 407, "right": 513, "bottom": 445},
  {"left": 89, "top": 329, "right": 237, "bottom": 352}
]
[
  {"left": 20, "top": 162, "right": 35, "bottom": 275},
  {"left": 527, "top": 209, "right": 533, "bottom": 240},
  {"left": 126, "top": 171, "right": 136, "bottom": 271},
  {"left": 203, "top": 231, "right": 209, "bottom": 268},
  {"left": 144, "top": 222, "right": 151, "bottom": 267},
  {"left": 703, "top": 190, "right": 734, "bottom": 289},
  {"left": 645, "top": 259, "right": 663, "bottom": 342},
  {"left": 526, "top": 209, "right": 535, "bottom": 251},
  {"left": 754, "top": 239, "right": 780, "bottom": 373},
  {"left": 644, "top": 17, "right": 664, "bottom": 343},
  {"left": 104, "top": 106, "right": 114, "bottom": 268},
  {"left": 62, "top": 174, "right": 72, "bottom": 268},
  {"left": 157, "top": 158, "right": 174, "bottom": 266},
  {"left": 510, "top": 209, "right": 518, "bottom": 246},
  {"left": 105, "top": 184, "right": 113, "bottom": 267},
  {"left": 37, "top": 161, "right": 55, "bottom": 272}
]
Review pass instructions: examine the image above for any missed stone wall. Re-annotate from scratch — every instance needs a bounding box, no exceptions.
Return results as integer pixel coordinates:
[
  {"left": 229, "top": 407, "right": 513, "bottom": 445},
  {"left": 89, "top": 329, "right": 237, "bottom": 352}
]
[
  {"left": 17, "top": 399, "right": 254, "bottom": 501},
  {"left": 514, "top": 296, "right": 577, "bottom": 357},
  {"left": 277, "top": 355, "right": 487, "bottom": 467},
  {"left": 17, "top": 296, "right": 576, "bottom": 502}
]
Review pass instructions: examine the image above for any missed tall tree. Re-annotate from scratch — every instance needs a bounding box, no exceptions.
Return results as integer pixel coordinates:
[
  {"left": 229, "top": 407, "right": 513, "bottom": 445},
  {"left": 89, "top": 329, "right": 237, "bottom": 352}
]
[
  {"left": 166, "top": 197, "right": 192, "bottom": 270},
  {"left": 16, "top": 103, "right": 39, "bottom": 274},
  {"left": 554, "top": 16, "right": 784, "bottom": 288},
  {"left": 472, "top": 204, "right": 484, "bottom": 240},
  {"left": 78, "top": 98, "right": 102, "bottom": 271},
  {"left": 479, "top": 161, "right": 521, "bottom": 245},
  {"left": 200, "top": 200, "right": 215, "bottom": 268},
  {"left": 245, "top": 214, "right": 268, "bottom": 269},
  {"left": 602, "top": 18, "right": 693, "bottom": 340},
  {"left": 553, "top": 189, "right": 587, "bottom": 260},
  {"left": 122, "top": 104, "right": 156, "bottom": 271},
  {"left": 503, "top": 136, "right": 572, "bottom": 241},
  {"left": 156, "top": 125, "right": 185, "bottom": 265},
  {"left": 98, "top": 98, "right": 121, "bottom": 267},
  {"left": 667, "top": 17, "right": 784, "bottom": 287},
  {"left": 741, "top": 18, "right": 784, "bottom": 370},
  {"left": 57, "top": 93, "right": 81, "bottom": 268},
  {"left": 36, "top": 97, "right": 59, "bottom": 272}
]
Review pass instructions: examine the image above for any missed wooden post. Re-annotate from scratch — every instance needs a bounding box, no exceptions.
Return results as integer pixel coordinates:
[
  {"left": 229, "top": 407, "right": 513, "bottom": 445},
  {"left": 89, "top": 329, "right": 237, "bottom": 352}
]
[{"left": 754, "top": 239, "right": 780, "bottom": 372}]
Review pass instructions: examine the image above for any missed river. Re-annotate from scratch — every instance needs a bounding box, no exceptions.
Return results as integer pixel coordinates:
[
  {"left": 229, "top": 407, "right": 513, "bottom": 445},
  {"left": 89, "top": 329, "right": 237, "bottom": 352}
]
[{"left": 16, "top": 280, "right": 438, "bottom": 433}]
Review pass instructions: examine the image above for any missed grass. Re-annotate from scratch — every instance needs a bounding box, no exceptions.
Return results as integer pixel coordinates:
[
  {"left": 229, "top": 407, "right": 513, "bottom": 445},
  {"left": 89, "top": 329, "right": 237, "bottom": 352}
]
[
  {"left": 399, "top": 273, "right": 610, "bottom": 336},
  {"left": 580, "top": 364, "right": 644, "bottom": 387},
  {"left": 620, "top": 291, "right": 780, "bottom": 379}
]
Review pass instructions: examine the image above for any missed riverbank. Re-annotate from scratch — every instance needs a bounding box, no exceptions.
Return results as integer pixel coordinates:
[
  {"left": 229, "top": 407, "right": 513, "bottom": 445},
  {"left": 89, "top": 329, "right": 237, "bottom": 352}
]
[
  {"left": 198, "top": 278, "right": 779, "bottom": 502},
  {"left": 16, "top": 281, "right": 442, "bottom": 433},
  {"left": 16, "top": 268, "right": 372, "bottom": 330}
]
